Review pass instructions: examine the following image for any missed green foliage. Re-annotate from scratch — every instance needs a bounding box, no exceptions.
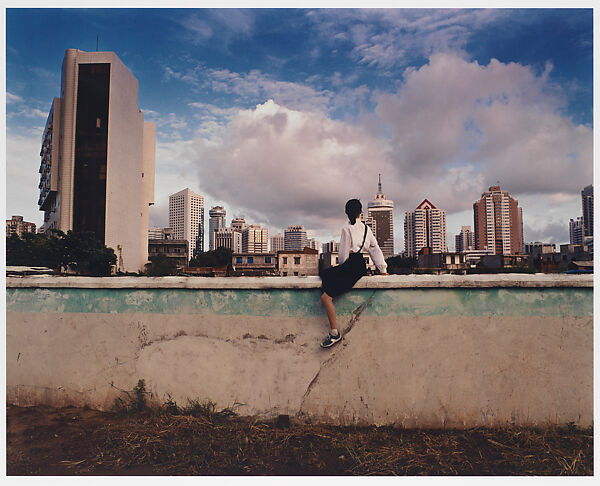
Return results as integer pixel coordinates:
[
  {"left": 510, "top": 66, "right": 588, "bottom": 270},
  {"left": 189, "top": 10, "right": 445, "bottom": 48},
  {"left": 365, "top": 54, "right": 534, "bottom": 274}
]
[
  {"left": 385, "top": 255, "right": 417, "bottom": 274},
  {"left": 145, "top": 253, "right": 178, "bottom": 276},
  {"left": 189, "top": 247, "right": 233, "bottom": 268},
  {"left": 6, "top": 230, "right": 116, "bottom": 276}
]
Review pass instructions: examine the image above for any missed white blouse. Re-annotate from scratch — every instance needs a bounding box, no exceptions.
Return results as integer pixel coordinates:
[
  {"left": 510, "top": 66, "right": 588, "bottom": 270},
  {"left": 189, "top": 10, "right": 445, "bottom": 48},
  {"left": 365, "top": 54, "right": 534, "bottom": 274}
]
[{"left": 338, "top": 221, "right": 387, "bottom": 273}]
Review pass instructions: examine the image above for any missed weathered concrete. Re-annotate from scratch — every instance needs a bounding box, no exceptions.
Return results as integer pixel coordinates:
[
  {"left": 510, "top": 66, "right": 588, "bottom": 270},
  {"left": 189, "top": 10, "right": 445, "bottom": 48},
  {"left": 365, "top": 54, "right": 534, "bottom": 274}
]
[{"left": 6, "top": 275, "right": 593, "bottom": 428}]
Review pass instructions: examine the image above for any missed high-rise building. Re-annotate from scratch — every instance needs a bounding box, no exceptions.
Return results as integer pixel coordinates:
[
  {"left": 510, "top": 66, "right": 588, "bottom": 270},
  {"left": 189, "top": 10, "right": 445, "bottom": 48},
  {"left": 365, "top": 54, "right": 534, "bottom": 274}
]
[
  {"left": 581, "top": 185, "right": 593, "bottom": 237},
  {"left": 473, "top": 185, "right": 523, "bottom": 255},
  {"left": 270, "top": 233, "right": 285, "bottom": 253},
  {"left": 307, "top": 238, "right": 320, "bottom": 253},
  {"left": 284, "top": 225, "right": 308, "bottom": 251},
  {"left": 37, "top": 48, "right": 156, "bottom": 272},
  {"left": 322, "top": 240, "right": 339, "bottom": 254},
  {"left": 455, "top": 226, "right": 474, "bottom": 253},
  {"left": 6, "top": 216, "right": 36, "bottom": 237},
  {"left": 404, "top": 199, "right": 447, "bottom": 258},
  {"left": 208, "top": 206, "right": 227, "bottom": 251},
  {"left": 215, "top": 227, "right": 242, "bottom": 253},
  {"left": 569, "top": 217, "right": 584, "bottom": 245},
  {"left": 367, "top": 174, "right": 394, "bottom": 258},
  {"left": 169, "top": 188, "right": 204, "bottom": 258},
  {"left": 231, "top": 217, "right": 248, "bottom": 232},
  {"left": 242, "top": 224, "right": 268, "bottom": 253}
]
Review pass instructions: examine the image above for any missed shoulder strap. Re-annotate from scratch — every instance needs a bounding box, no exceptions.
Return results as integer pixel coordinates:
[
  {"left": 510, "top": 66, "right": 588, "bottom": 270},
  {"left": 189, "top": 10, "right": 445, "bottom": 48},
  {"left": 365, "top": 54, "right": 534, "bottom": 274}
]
[{"left": 357, "top": 222, "right": 368, "bottom": 252}]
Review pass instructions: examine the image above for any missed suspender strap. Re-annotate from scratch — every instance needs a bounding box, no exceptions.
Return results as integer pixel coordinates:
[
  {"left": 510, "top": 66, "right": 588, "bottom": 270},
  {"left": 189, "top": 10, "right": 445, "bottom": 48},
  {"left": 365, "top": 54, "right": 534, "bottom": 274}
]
[{"left": 357, "top": 222, "right": 368, "bottom": 253}]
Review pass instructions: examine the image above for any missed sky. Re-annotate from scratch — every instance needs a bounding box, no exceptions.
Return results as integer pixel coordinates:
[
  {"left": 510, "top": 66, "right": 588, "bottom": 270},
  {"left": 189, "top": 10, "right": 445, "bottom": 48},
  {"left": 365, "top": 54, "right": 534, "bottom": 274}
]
[{"left": 4, "top": 6, "right": 595, "bottom": 252}]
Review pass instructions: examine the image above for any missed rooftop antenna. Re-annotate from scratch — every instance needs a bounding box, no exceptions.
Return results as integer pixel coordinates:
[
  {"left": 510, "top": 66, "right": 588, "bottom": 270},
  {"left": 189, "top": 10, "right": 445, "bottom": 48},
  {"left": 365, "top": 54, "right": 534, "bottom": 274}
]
[
  {"left": 96, "top": 34, "right": 99, "bottom": 52},
  {"left": 378, "top": 173, "right": 382, "bottom": 194}
]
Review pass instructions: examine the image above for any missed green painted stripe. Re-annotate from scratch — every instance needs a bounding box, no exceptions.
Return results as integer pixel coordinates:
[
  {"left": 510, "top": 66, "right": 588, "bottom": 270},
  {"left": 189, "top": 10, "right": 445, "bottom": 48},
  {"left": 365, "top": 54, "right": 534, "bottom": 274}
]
[{"left": 5, "top": 287, "right": 593, "bottom": 317}]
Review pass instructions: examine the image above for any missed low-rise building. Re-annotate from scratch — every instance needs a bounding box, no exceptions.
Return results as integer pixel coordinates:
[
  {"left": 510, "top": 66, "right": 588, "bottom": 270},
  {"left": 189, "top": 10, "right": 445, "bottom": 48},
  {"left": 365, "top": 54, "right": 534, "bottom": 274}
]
[
  {"left": 231, "top": 252, "right": 277, "bottom": 276},
  {"left": 6, "top": 216, "right": 36, "bottom": 238},
  {"left": 278, "top": 248, "right": 319, "bottom": 276},
  {"left": 417, "top": 248, "right": 468, "bottom": 273},
  {"left": 319, "top": 250, "right": 377, "bottom": 274},
  {"left": 148, "top": 238, "right": 189, "bottom": 267}
]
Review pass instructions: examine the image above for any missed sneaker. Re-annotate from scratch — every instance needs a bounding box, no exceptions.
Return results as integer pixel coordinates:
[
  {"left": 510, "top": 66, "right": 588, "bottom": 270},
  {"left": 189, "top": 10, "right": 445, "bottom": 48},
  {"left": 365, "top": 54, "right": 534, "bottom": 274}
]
[{"left": 320, "top": 331, "right": 342, "bottom": 348}]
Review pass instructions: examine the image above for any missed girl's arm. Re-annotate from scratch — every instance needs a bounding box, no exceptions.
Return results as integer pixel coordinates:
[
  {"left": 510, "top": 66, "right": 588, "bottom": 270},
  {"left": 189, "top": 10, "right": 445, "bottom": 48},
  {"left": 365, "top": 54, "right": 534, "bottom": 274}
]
[
  {"left": 366, "top": 228, "right": 387, "bottom": 273},
  {"left": 338, "top": 227, "right": 350, "bottom": 265}
]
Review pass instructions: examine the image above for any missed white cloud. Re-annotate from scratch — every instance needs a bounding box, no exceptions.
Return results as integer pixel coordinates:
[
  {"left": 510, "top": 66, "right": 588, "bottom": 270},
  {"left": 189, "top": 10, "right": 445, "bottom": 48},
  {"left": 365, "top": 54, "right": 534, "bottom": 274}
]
[{"left": 6, "top": 92, "right": 23, "bottom": 104}]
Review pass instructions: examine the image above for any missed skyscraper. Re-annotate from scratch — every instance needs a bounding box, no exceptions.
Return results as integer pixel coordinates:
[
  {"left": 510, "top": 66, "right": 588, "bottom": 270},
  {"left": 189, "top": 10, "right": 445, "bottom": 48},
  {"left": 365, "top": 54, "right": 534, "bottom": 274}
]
[
  {"left": 404, "top": 199, "right": 447, "bottom": 258},
  {"left": 38, "top": 48, "right": 156, "bottom": 272},
  {"left": 455, "top": 226, "right": 474, "bottom": 253},
  {"left": 367, "top": 174, "right": 394, "bottom": 258},
  {"left": 270, "top": 233, "right": 285, "bottom": 253},
  {"left": 208, "top": 206, "right": 227, "bottom": 250},
  {"left": 581, "top": 185, "right": 593, "bottom": 237},
  {"left": 473, "top": 185, "right": 523, "bottom": 255},
  {"left": 284, "top": 225, "right": 308, "bottom": 251},
  {"left": 215, "top": 227, "right": 242, "bottom": 253},
  {"left": 569, "top": 217, "right": 584, "bottom": 245},
  {"left": 169, "top": 188, "right": 204, "bottom": 258},
  {"left": 242, "top": 224, "right": 268, "bottom": 253}
]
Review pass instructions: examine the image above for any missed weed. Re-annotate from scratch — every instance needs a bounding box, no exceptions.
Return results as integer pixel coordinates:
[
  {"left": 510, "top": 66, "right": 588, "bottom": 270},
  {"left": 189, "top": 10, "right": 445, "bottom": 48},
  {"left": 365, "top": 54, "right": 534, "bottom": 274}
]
[{"left": 112, "top": 379, "right": 148, "bottom": 415}]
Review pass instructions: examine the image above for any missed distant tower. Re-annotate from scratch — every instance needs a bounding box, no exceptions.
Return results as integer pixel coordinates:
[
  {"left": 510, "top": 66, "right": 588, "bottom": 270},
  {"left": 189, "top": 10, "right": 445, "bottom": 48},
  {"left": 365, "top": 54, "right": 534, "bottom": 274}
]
[
  {"left": 169, "top": 188, "right": 204, "bottom": 258},
  {"left": 581, "top": 185, "right": 593, "bottom": 237},
  {"left": 367, "top": 174, "right": 394, "bottom": 258},
  {"left": 38, "top": 48, "right": 156, "bottom": 272},
  {"left": 284, "top": 225, "right": 308, "bottom": 251},
  {"left": 455, "top": 226, "right": 474, "bottom": 253},
  {"left": 404, "top": 199, "right": 447, "bottom": 258},
  {"left": 208, "top": 206, "right": 227, "bottom": 250},
  {"left": 242, "top": 224, "right": 268, "bottom": 253},
  {"left": 473, "top": 185, "right": 523, "bottom": 255},
  {"left": 270, "top": 233, "right": 285, "bottom": 253},
  {"left": 569, "top": 217, "right": 584, "bottom": 245}
]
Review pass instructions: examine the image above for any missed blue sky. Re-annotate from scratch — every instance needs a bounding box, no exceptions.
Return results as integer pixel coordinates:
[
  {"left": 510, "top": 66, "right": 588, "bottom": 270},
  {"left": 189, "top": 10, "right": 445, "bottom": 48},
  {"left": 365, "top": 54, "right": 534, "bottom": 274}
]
[{"left": 5, "top": 7, "right": 594, "bottom": 251}]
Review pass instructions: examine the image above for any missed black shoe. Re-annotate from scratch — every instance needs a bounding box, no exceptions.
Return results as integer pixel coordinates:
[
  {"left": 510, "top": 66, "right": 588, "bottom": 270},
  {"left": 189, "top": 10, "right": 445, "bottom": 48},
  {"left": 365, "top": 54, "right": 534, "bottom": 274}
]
[{"left": 320, "top": 332, "right": 342, "bottom": 348}]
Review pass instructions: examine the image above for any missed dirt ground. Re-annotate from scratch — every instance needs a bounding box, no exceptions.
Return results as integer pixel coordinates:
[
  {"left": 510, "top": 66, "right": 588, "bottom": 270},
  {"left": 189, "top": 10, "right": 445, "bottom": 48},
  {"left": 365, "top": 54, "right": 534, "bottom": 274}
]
[{"left": 6, "top": 404, "right": 593, "bottom": 476}]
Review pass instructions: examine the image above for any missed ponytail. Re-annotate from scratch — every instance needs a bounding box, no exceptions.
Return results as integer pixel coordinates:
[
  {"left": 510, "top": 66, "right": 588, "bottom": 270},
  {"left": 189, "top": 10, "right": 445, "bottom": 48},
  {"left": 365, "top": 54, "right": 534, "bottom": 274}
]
[{"left": 345, "top": 199, "right": 362, "bottom": 225}]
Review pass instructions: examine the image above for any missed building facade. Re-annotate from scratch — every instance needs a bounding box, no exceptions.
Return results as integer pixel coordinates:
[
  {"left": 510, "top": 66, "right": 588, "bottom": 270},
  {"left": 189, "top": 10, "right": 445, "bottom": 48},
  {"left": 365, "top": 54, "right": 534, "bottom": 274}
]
[
  {"left": 242, "top": 224, "right": 268, "bottom": 253},
  {"left": 231, "top": 253, "right": 277, "bottom": 275},
  {"left": 208, "top": 206, "right": 227, "bottom": 251},
  {"left": 214, "top": 227, "right": 243, "bottom": 253},
  {"left": 569, "top": 217, "right": 584, "bottom": 245},
  {"left": 455, "top": 226, "right": 474, "bottom": 253},
  {"left": 231, "top": 217, "right": 248, "bottom": 232},
  {"left": 322, "top": 240, "right": 340, "bottom": 254},
  {"left": 6, "top": 216, "right": 36, "bottom": 238},
  {"left": 307, "top": 238, "right": 320, "bottom": 252},
  {"left": 473, "top": 185, "right": 524, "bottom": 255},
  {"left": 367, "top": 175, "right": 394, "bottom": 258},
  {"left": 270, "top": 233, "right": 285, "bottom": 254},
  {"left": 278, "top": 248, "right": 319, "bottom": 276},
  {"left": 169, "top": 188, "right": 204, "bottom": 259},
  {"left": 581, "top": 185, "right": 593, "bottom": 237},
  {"left": 38, "top": 48, "right": 156, "bottom": 272},
  {"left": 404, "top": 199, "right": 447, "bottom": 258},
  {"left": 284, "top": 225, "right": 308, "bottom": 251},
  {"left": 148, "top": 239, "right": 189, "bottom": 267}
]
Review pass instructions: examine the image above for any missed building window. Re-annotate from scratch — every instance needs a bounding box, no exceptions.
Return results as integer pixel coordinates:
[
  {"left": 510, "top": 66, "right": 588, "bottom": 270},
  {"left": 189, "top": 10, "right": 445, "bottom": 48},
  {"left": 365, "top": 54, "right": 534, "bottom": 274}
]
[
  {"left": 265, "top": 257, "right": 271, "bottom": 263},
  {"left": 236, "top": 257, "right": 242, "bottom": 264},
  {"left": 283, "top": 257, "right": 288, "bottom": 264},
  {"left": 283, "top": 271, "right": 287, "bottom": 276},
  {"left": 294, "top": 257, "right": 301, "bottom": 264},
  {"left": 247, "top": 257, "right": 254, "bottom": 263},
  {"left": 294, "top": 272, "right": 298, "bottom": 276}
]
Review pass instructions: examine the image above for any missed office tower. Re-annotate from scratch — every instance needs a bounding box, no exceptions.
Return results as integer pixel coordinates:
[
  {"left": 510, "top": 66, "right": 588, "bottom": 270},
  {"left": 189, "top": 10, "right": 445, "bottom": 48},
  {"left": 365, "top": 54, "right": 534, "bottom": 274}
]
[
  {"left": 242, "top": 224, "right": 268, "bottom": 253},
  {"left": 215, "top": 227, "right": 242, "bottom": 253},
  {"left": 208, "top": 206, "right": 227, "bottom": 250},
  {"left": 569, "top": 217, "right": 584, "bottom": 245},
  {"left": 367, "top": 174, "right": 394, "bottom": 258},
  {"left": 169, "top": 188, "right": 204, "bottom": 258},
  {"left": 307, "top": 238, "right": 320, "bottom": 252},
  {"left": 322, "top": 240, "right": 340, "bottom": 253},
  {"left": 455, "top": 226, "right": 474, "bottom": 253},
  {"left": 582, "top": 185, "right": 593, "bottom": 237},
  {"left": 270, "top": 233, "right": 285, "bottom": 253},
  {"left": 6, "top": 216, "right": 36, "bottom": 238},
  {"left": 284, "top": 225, "right": 308, "bottom": 251},
  {"left": 404, "top": 199, "right": 447, "bottom": 257},
  {"left": 231, "top": 217, "right": 248, "bottom": 232},
  {"left": 473, "top": 185, "right": 523, "bottom": 255},
  {"left": 37, "top": 48, "right": 156, "bottom": 272}
]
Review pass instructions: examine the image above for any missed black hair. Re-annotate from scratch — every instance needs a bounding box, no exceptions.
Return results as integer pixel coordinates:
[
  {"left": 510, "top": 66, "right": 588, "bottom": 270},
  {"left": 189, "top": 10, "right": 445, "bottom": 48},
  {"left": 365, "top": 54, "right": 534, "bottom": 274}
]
[{"left": 345, "top": 199, "right": 362, "bottom": 225}]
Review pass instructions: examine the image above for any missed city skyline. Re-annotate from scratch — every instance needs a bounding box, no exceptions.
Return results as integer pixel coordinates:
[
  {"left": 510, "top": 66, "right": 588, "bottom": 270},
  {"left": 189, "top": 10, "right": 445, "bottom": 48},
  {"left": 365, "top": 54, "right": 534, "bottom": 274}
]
[{"left": 6, "top": 8, "right": 593, "bottom": 250}]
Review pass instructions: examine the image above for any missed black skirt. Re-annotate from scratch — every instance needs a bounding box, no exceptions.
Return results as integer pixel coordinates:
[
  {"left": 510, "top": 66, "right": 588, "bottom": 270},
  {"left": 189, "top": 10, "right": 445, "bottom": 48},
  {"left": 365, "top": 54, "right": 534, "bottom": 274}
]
[{"left": 320, "top": 252, "right": 367, "bottom": 298}]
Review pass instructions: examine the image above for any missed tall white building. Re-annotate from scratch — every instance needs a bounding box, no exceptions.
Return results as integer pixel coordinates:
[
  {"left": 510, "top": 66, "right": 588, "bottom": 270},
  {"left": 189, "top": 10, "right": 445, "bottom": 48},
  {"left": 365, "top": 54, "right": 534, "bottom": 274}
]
[
  {"left": 215, "top": 227, "right": 242, "bottom": 253},
  {"left": 284, "top": 225, "right": 308, "bottom": 251},
  {"left": 404, "top": 199, "right": 447, "bottom": 258},
  {"left": 169, "top": 188, "right": 205, "bottom": 258},
  {"left": 367, "top": 175, "right": 394, "bottom": 258},
  {"left": 455, "top": 226, "right": 474, "bottom": 253},
  {"left": 38, "top": 48, "right": 156, "bottom": 272},
  {"left": 242, "top": 224, "right": 268, "bottom": 253},
  {"left": 270, "top": 233, "right": 285, "bottom": 253},
  {"left": 209, "top": 206, "right": 227, "bottom": 250}
]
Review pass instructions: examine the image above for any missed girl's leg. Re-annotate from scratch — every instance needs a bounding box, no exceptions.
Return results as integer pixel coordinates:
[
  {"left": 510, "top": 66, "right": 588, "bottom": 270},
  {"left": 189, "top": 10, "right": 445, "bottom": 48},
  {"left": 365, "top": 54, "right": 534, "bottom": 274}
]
[{"left": 321, "top": 292, "right": 338, "bottom": 334}]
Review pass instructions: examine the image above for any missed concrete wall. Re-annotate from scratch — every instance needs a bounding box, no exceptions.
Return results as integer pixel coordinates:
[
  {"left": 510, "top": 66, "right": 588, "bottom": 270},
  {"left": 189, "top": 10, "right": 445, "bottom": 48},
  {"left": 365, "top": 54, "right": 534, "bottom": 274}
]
[{"left": 6, "top": 275, "right": 593, "bottom": 428}]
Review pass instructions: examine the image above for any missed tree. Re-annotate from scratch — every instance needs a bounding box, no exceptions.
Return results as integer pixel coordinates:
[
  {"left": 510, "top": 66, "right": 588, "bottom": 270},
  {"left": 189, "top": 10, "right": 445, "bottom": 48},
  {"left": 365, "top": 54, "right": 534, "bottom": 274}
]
[
  {"left": 385, "top": 255, "right": 417, "bottom": 274},
  {"left": 189, "top": 247, "right": 233, "bottom": 268},
  {"left": 144, "top": 253, "right": 178, "bottom": 276}
]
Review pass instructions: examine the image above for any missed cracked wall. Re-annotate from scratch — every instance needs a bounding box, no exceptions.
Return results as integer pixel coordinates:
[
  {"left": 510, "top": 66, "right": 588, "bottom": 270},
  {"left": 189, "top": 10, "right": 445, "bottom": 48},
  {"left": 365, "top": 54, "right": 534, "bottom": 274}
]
[{"left": 6, "top": 283, "right": 593, "bottom": 428}]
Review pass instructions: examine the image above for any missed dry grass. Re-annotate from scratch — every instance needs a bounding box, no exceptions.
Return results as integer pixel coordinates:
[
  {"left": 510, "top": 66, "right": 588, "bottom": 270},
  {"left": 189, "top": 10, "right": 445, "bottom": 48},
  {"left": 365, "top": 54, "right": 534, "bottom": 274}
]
[{"left": 7, "top": 403, "right": 592, "bottom": 476}]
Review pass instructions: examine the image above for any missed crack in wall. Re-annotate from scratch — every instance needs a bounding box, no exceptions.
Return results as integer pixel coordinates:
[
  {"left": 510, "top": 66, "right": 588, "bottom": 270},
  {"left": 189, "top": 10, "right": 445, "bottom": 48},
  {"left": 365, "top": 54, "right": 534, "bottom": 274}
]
[{"left": 298, "top": 290, "right": 376, "bottom": 414}]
